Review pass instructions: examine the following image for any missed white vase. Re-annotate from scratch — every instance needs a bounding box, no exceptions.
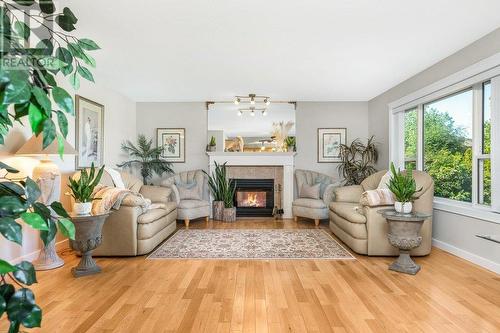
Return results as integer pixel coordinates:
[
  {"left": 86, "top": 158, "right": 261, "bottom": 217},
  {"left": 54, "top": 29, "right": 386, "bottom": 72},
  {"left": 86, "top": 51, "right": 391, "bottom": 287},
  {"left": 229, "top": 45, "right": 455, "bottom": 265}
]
[
  {"left": 73, "top": 202, "right": 92, "bottom": 215},
  {"left": 394, "top": 201, "right": 412, "bottom": 214}
]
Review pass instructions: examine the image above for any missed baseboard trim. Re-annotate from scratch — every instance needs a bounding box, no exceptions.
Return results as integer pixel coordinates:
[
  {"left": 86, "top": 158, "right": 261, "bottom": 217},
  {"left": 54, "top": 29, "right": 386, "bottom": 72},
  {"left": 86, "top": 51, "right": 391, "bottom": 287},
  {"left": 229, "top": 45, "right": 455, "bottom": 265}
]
[
  {"left": 10, "top": 239, "right": 70, "bottom": 265},
  {"left": 432, "top": 238, "right": 500, "bottom": 274}
]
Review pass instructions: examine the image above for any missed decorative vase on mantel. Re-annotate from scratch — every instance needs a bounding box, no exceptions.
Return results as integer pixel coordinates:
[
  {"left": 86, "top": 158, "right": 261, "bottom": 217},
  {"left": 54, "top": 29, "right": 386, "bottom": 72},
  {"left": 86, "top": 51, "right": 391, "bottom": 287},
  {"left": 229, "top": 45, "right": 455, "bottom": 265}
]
[
  {"left": 213, "top": 201, "right": 224, "bottom": 220},
  {"left": 394, "top": 201, "right": 412, "bottom": 214},
  {"left": 223, "top": 207, "right": 236, "bottom": 222}
]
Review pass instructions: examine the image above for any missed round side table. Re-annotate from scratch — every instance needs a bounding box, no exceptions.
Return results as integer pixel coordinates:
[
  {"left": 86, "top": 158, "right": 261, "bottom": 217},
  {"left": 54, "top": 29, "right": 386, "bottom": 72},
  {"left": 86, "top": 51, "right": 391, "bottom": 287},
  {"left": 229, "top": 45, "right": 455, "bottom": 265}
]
[
  {"left": 69, "top": 212, "right": 109, "bottom": 278},
  {"left": 378, "top": 209, "right": 431, "bottom": 275}
]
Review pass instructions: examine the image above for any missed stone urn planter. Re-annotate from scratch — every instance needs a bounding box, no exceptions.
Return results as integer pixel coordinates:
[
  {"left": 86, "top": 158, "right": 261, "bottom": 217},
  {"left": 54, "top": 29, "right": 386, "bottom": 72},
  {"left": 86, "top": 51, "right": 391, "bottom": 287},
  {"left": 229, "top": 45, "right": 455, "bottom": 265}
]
[
  {"left": 379, "top": 209, "right": 431, "bottom": 275},
  {"left": 223, "top": 207, "right": 236, "bottom": 222},
  {"left": 69, "top": 213, "right": 109, "bottom": 277},
  {"left": 212, "top": 201, "right": 224, "bottom": 220}
]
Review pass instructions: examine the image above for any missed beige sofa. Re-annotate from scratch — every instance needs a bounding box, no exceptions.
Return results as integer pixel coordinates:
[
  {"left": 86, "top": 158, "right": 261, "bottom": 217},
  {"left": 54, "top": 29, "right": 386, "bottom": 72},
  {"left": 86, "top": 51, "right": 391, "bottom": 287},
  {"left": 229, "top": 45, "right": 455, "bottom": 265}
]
[
  {"left": 329, "top": 170, "right": 434, "bottom": 256},
  {"left": 72, "top": 170, "right": 177, "bottom": 256},
  {"left": 292, "top": 169, "right": 340, "bottom": 226},
  {"left": 161, "top": 170, "right": 210, "bottom": 227}
]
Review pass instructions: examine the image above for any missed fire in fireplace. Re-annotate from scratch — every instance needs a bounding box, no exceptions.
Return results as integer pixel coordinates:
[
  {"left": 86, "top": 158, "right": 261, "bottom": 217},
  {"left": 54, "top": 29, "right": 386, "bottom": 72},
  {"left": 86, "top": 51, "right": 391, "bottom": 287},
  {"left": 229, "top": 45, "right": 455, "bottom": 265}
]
[
  {"left": 237, "top": 191, "right": 267, "bottom": 208},
  {"left": 232, "top": 179, "right": 274, "bottom": 217}
]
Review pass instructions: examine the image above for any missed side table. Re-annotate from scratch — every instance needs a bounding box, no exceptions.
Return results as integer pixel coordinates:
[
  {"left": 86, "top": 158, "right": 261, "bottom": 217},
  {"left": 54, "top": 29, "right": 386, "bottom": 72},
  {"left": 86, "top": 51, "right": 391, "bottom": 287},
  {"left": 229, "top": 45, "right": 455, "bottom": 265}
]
[
  {"left": 69, "top": 212, "right": 109, "bottom": 277},
  {"left": 378, "top": 209, "right": 431, "bottom": 275}
]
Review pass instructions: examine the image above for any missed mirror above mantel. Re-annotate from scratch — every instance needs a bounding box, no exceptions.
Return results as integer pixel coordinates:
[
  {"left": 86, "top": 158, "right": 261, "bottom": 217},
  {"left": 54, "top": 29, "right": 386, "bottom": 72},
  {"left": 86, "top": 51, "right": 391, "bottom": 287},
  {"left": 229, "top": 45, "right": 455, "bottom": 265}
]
[{"left": 207, "top": 102, "right": 296, "bottom": 153}]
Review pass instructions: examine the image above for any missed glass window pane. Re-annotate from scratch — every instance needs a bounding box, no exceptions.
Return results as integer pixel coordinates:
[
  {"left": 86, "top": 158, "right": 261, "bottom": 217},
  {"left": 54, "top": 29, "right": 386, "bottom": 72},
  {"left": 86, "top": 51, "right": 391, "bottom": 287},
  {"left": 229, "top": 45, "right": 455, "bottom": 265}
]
[
  {"left": 423, "top": 89, "right": 473, "bottom": 202},
  {"left": 478, "top": 159, "right": 491, "bottom": 205},
  {"left": 483, "top": 82, "right": 491, "bottom": 154},
  {"left": 404, "top": 108, "right": 417, "bottom": 170}
]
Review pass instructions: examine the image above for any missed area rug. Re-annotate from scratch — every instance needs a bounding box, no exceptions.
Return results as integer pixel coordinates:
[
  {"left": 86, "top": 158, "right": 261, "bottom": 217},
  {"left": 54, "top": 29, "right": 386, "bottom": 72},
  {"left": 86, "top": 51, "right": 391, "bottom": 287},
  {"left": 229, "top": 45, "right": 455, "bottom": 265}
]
[{"left": 147, "top": 229, "right": 354, "bottom": 260}]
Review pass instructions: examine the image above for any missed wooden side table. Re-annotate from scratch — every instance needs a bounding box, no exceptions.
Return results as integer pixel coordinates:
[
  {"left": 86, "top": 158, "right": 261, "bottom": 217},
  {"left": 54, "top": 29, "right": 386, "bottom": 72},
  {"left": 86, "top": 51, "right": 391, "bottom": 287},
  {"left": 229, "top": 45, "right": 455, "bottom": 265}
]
[
  {"left": 379, "top": 209, "right": 431, "bottom": 275},
  {"left": 69, "top": 213, "right": 109, "bottom": 278}
]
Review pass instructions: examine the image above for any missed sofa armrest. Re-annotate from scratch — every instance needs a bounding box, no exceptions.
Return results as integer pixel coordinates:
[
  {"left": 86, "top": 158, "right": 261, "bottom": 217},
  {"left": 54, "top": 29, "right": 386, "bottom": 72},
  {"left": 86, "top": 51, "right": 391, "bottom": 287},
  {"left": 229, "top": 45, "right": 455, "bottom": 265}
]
[
  {"left": 322, "top": 184, "right": 337, "bottom": 205},
  {"left": 334, "top": 185, "right": 364, "bottom": 203},
  {"left": 140, "top": 185, "right": 172, "bottom": 204}
]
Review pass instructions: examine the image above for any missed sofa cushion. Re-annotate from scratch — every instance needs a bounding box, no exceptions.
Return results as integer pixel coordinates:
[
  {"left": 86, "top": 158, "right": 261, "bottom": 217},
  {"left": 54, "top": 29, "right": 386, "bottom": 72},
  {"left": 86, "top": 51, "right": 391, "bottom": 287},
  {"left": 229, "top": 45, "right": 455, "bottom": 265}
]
[
  {"left": 178, "top": 199, "right": 210, "bottom": 210},
  {"left": 329, "top": 202, "right": 366, "bottom": 224},
  {"left": 137, "top": 210, "right": 176, "bottom": 240},
  {"left": 331, "top": 213, "right": 368, "bottom": 239},
  {"left": 138, "top": 208, "right": 169, "bottom": 224},
  {"left": 293, "top": 198, "right": 327, "bottom": 209},
  {"left": 299, "top": 183, "right": 321, "bottom": 199}
]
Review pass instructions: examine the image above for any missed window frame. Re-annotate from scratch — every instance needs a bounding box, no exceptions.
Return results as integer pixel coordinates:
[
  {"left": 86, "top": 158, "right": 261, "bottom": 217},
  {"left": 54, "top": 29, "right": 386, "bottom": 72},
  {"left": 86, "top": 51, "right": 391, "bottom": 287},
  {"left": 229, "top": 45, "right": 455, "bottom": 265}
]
[{"left": 388, "top": 52, "right": 500, "bottom": 223}]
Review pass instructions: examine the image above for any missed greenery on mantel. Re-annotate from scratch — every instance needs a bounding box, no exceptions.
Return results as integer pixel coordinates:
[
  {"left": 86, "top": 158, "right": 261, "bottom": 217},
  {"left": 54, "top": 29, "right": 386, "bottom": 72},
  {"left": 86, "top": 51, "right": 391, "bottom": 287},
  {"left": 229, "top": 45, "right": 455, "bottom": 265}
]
[{"left": 0, "top": 1, "right": 99, "bottom": 331}]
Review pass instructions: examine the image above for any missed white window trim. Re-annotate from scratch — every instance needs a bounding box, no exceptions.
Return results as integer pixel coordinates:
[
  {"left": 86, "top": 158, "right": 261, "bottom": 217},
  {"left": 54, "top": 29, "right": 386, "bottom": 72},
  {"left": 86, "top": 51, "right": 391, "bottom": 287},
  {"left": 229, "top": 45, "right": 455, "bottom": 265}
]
[{"left": 389, "top": 52, "right": 500, "bottom": 225}]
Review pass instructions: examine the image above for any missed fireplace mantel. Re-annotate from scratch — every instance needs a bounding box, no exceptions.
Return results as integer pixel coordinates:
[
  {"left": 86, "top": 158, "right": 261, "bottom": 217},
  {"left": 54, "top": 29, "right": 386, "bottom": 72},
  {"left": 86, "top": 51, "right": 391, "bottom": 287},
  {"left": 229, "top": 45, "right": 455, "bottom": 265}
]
[{"left": 207, "top": 152, "right": 296, "bottom": 218}]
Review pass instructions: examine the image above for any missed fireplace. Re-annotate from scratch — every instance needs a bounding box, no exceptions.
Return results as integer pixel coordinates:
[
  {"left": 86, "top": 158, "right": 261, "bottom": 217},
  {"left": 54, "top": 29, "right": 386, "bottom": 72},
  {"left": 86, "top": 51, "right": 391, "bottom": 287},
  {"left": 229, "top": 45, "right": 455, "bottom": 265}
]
[{"left": 232, "top": 179, "right": 274, "bottom": 217}]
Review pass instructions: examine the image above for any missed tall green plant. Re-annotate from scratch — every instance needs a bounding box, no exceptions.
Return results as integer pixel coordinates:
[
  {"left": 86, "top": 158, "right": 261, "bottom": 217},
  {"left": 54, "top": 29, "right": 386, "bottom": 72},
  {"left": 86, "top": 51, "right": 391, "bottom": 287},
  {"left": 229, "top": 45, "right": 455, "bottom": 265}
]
[
  {"left": 338, "top": 136, "right": 378, "bottom": 185},
  {"left": 203, "top": 161, "right": 236, "bottom": 207},
  {"left": 0, "top": 2, "right": 97, "bottom": 332},
  {"left": 222, "top": 178, "right": 236, "bottom": 208},
  {"left": 388, "top": 162, "right": 421, "bottom": 203},
  {"left": 117, "top": 134, "right": 174, "bottom": 184},
  {"left": 67, "top": 163, "right": 104, "bottom": 202}
]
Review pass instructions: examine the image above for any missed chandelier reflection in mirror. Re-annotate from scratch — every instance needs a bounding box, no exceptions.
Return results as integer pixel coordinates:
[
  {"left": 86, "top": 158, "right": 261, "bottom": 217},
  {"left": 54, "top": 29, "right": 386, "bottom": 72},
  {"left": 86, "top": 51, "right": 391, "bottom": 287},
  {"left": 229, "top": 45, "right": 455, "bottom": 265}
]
[
  {"left": 234, "top": 93, "right": 271, "bottom": 106},
  {"left": 238, "top": 106, "right": 267, "bottom": 116}
]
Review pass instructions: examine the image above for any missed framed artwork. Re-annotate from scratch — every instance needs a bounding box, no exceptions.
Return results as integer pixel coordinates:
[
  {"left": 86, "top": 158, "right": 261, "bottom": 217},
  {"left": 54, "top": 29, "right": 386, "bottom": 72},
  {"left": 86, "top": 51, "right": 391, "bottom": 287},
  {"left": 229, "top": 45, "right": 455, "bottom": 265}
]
[
  {"left": 75, "top": 95, "right": 104, "bottom": 169},
  {"left": 317, "top": 128, "right": 346, "bottom": 163},
  {"left": 157, "top": 128, "right": 185, "bottom": 163}
]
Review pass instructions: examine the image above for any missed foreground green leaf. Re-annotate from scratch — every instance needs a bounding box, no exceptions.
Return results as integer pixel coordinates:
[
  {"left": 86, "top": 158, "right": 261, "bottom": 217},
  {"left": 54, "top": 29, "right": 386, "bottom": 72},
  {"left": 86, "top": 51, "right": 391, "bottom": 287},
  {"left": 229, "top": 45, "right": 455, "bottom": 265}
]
[
  {"left": 25, "top": 177, "right": 41, "bottom": 205},
  {"left": 0, "top": 259, "right": 16, "bottom": 274},
  {"left": 57, "top": 218, "right": 75, "bottom": 240},
  {"left": 78, "top": 38, "right": 100, "bottom": 51},
  {"left": 52, "top": 87, "right": 74, "bottom": 115},
  {"left": 20, "top": 213, "right": 48, "bottom": 231},
  {"left": 31, "top": 87, "right": 52, "bottom": 116},
  {"left": 6, "top": 288, "right": 41, "bottom": 328},
  {"left": 0, "top": 196, "right": 26, "bottom": 216},
  {"left": 0, "top": 217, "right": 22, "bottom": 245},
  {"left": 28, "top": 103, "right": 44, "bottom": 134},
  {"left": 50, "top": 201, "right": 70, "bottom": 218},
  {"left": 13, "top": 261, "right": 37, "bottom": 285},
  {"left": 42, "top": 118, "right": 56, "bottom": 149}
]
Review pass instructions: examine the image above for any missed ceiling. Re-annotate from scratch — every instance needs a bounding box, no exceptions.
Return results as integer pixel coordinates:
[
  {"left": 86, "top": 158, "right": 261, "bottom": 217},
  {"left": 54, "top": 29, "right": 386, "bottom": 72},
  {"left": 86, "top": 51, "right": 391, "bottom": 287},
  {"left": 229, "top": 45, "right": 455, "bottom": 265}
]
[{"left": 68, "top": 0, "right": 500, "bottom": 102}]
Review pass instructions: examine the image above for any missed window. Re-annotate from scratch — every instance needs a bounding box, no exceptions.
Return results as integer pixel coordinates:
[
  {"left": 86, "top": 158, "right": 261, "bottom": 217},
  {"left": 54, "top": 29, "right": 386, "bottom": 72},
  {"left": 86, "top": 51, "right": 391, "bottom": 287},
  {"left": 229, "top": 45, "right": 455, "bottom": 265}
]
[
  {"left": 404, "top": 108, "right": 418, "bottom": 170},
  {"left": 423, "top": 89, "right": 473, "bottom": 202},
  {"left": 479, "top": 82, "right": 491, "bottom": 205}
]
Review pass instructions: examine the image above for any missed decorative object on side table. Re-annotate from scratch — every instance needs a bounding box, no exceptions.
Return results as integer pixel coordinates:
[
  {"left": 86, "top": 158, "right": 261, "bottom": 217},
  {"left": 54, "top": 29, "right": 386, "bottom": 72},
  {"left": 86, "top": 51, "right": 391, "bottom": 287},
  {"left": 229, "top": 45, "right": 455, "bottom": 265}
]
[
  {"left": 206, "top": 136, "right": 217, "bottom": 152},
  {"left": 318, "top": 128, "right": 346, "bottom": 163},
  {"left": 67, "top": 163, "right": 105, "bottom": 215},
  {"left": 117, "top": 134, "right": 173, "bottom": 184},
  {"left": 16, "top": 134, "right": 78, "bottom": 271},
  {"left": 203, "top": 161, "right": 228, "bottom": 220},
  {"left": 69, "top": 213, "right": 109, "bottom": 277},
  {"left": 338, "top": 135, "right": 378, "bottom": 185},
  {"left": 157, "top": 128, "right": 185, "bottom": 162},
  {"left": 379, "top": 209, "right": 431, "bottom": 275},
  {"left": 388, "top": 162, "right": 421, "bottom": 213},
  {"left": 76, "top": 95, "right": 105, "bottom": 169}
]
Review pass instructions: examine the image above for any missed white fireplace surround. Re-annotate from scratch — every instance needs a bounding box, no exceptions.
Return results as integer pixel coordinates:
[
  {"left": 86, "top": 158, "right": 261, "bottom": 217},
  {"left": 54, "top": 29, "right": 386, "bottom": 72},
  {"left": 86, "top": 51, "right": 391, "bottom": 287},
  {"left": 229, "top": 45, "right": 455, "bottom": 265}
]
[{"left": 207, "top": 152, "right": 296, "bottom": 218}]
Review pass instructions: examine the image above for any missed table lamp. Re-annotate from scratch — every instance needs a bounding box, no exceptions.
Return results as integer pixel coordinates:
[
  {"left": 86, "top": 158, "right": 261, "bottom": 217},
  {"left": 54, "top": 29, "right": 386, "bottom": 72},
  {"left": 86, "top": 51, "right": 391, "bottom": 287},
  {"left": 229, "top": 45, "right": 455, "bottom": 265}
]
[{"left": 16, "top": 134, "right": 77, "bottom": 270}]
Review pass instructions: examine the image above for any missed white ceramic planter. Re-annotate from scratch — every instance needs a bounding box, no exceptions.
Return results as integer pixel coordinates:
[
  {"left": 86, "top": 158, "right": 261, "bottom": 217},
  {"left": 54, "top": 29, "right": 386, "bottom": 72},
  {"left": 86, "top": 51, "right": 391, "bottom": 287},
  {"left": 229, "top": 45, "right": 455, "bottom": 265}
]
[
  {"left": 73, "top": 202, "right": 92, "bottom": 215},
  {"left": 394, "top": 201, "right": 412, "bottom": 214}
]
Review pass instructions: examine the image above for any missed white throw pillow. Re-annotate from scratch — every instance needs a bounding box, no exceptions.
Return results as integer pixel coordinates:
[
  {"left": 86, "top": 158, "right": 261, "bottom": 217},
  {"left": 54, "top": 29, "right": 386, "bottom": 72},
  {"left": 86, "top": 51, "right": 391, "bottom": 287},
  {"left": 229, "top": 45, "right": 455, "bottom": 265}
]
[{"left": 377, "top": 171, "right": 392, "bottom": 190}]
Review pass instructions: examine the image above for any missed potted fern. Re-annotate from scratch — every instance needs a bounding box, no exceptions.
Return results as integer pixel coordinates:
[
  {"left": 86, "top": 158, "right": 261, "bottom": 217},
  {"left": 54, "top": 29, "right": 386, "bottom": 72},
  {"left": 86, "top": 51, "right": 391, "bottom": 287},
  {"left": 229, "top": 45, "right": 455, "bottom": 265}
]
[
  {"left": 68, "top": 163, "right": 105, "bottom": 215},
  {"left": 388, "top": 162, "right": 421, "bottom": 213},
  {"left": 203, "top": 161, "right": 227, "bottom": 220}
]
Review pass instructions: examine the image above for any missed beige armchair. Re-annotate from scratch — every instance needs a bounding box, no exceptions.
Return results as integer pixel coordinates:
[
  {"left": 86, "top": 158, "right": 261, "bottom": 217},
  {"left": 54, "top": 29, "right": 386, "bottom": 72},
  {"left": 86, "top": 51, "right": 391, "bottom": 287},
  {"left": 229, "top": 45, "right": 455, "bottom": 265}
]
[
  {"left": 329, "top": 170, "right": 434, "bottom": 256},
  {"left": 71, "top": 170, "right": 177, "bottom": 256},
  {"left": 292, "top": 169, "right": 341, "bottom": 226},
  {"left": 161, "top": 170, "right": 210, "bottom": 227}
]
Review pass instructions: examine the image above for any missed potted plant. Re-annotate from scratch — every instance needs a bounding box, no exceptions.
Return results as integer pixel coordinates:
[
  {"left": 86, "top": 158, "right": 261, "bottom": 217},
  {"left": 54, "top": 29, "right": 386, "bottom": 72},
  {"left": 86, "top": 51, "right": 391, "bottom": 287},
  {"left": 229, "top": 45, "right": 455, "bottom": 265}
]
[
  {"left": 222, "top": 177, "right": 237, "bottom": 222},
  {"left": 203, "top": 161, "right": 228, "bottom": 220},
  {"left": 68, "top": 163, "right": 105, "bottom": 215},
  {"left": 285, "top": 136, "right": 296, "bottom": 152},
  {"left": 117, "top": 134, "right": 174, "bottom": 184},
  {"left": 338, "top": 136, "right": 379, "bottom": 185},
  {"left": 388, "top": 162, "right": 421, "bottom": 213},
  {"left": 206, "top": 136, "right": 217, "bottom": 152}
]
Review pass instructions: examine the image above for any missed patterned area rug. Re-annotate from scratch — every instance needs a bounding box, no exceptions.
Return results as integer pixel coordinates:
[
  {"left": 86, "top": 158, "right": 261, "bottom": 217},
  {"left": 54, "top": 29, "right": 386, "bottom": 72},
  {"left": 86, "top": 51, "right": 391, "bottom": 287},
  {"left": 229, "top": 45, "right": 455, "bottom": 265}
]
[{"left": 147, "top": 229, "right": 354, "bottom": 260}]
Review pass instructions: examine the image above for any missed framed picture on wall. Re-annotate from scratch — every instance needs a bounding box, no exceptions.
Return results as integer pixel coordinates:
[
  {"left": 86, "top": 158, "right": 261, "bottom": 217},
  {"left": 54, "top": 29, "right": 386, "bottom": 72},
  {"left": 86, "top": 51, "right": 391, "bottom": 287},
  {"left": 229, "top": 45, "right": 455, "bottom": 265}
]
[
  {"left": 75, "top": 95, "right": 104, "bottom": 169},
  {"left": 156, "top": 128, "right": 185, "bottom": 163},
  {"left": 317, "top": 128, "right": 346, "bottom": 163}
]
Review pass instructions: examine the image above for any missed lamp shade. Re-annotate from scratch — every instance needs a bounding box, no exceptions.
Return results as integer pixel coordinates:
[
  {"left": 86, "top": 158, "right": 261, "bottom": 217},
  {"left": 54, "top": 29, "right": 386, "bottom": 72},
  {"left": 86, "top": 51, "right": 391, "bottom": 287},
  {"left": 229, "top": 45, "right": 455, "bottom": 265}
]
[{"left": 16, "top": 134, "right": 77, "bottom": 156}]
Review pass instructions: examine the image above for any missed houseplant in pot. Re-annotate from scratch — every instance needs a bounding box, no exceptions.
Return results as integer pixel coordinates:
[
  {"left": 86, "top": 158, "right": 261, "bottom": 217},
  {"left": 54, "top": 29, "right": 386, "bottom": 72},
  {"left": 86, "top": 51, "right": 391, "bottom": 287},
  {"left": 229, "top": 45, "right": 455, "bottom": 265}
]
[
  {"left": 68, "top": 163, "right": 105, "bottom": 215},
  {"left": 338, "top": 136, "right": 378, "bottom": 185},
  {"left": 203, "top": 161, "right": 228, "bottom": 220},
  {"left": 388, "top": 162, "right": 421, "bottom": 213},
  {"left": 206, "top": 136, "right": 217, "bottom": 152},
  {"left": 285, "top": 136, "right": 296, "bottom": 152},
  {"left": 222, "top": 176, "right": 237, "bottom": 222}
]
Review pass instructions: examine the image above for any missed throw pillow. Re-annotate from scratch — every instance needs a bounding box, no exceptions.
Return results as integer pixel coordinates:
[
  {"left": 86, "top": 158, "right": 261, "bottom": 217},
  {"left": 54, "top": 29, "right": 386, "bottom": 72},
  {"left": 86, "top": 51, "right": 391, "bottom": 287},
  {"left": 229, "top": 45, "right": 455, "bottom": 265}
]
[
  {"left": 299, "top": 183, "right": 321, "bottom": 200},
  {"left": 377, "top": 171, "right": 392, "bottom": 190},
  {"left": 359, "top": 189, "right": 395, "bottom": 207},
  {"left": 176, "top": 181, "right": 201, "bottom": 200}
]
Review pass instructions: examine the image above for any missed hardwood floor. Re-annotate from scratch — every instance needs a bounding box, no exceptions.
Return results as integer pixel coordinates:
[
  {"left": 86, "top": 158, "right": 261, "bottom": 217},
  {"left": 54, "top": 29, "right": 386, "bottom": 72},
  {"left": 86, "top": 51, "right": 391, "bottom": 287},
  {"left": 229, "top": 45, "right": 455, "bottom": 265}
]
[{"left": 3, "top": 218, "right": 500, "bottom": 333}]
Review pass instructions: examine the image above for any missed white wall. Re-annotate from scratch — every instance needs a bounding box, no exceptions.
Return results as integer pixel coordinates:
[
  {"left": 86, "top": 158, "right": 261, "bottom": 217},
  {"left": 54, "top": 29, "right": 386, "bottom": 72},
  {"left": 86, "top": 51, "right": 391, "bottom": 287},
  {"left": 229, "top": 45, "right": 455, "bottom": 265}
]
[
  {"left": 136, "top": 102, "right": 208, "bottom": 181},
  {"left": 0, "top": 79, "right": 136, "bottom": 262},
  {"left": 368, "top": 27, "right": 500, "bottom": 273},
  {"left": 295, "top": 102, "right": 369, "bottom": 181}
]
